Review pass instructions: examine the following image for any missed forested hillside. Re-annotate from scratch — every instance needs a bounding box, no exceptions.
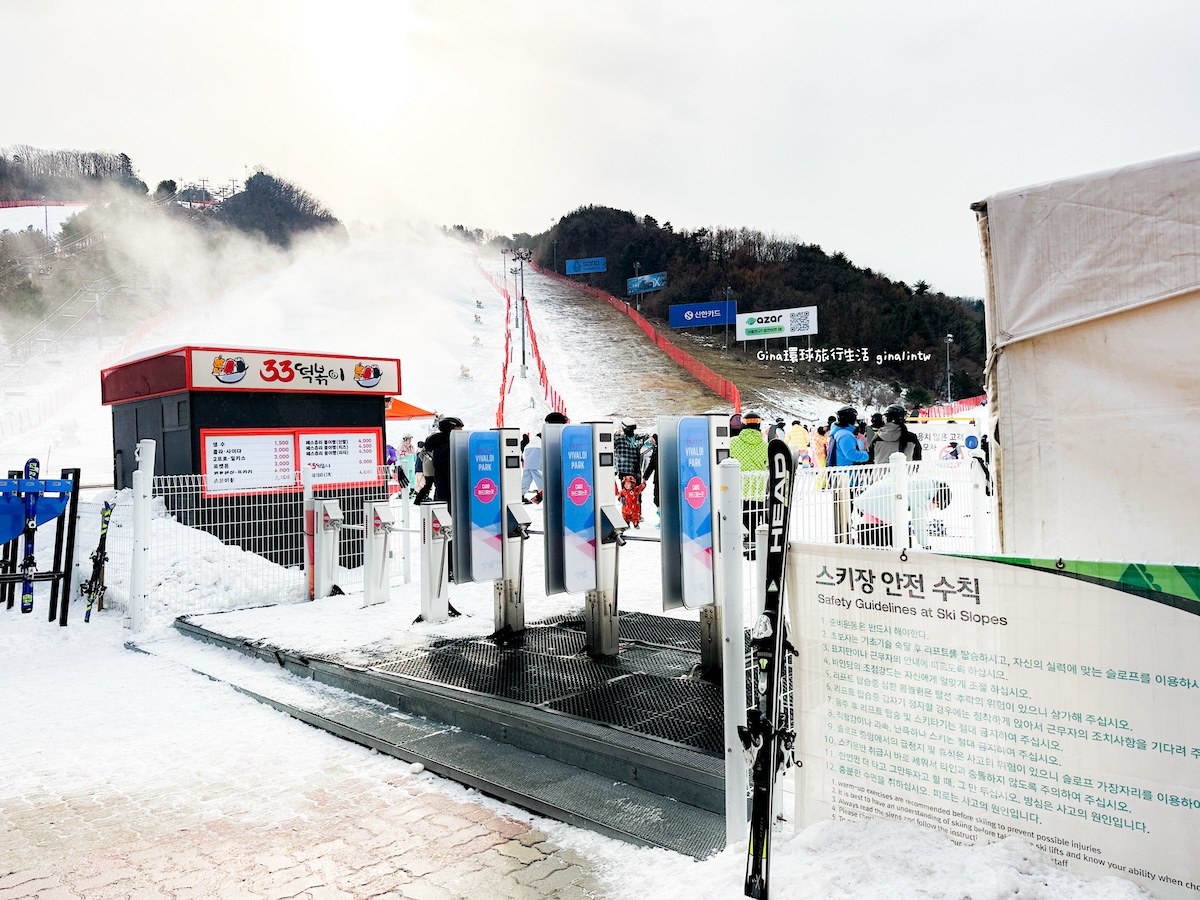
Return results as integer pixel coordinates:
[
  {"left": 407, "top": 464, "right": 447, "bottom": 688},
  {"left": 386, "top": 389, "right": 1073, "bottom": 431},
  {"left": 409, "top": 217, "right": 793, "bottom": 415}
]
[
  {"left": 458, "top": 205, "right": 985, "bottom": 399},
  {"left": 1, "top": 146, "right": 346, "bottom": 335}
]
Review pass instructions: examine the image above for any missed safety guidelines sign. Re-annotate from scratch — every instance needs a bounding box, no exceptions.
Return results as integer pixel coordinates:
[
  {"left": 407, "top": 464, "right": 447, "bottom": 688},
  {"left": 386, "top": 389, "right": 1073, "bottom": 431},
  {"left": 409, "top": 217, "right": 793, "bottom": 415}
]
[{"left": 788, "top": 544, "right": 1200, "bottom": 900}]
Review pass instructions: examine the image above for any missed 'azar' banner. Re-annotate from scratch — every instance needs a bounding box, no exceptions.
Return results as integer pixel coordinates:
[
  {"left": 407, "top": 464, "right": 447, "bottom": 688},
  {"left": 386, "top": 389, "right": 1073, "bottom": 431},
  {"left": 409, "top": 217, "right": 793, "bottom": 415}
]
[
  {"left": 736, "top": 306, "right": 818, "bottom": 340},
  {"left": 788, "top": 543, "right": 1200, "bottom": 899}
]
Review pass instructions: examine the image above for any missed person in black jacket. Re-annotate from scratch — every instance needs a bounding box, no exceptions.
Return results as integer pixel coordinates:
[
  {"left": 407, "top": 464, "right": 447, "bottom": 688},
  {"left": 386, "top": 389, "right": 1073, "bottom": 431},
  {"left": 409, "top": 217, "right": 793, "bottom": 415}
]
[
  {"left": 869, "top": 404, "right": 923, "bottom": 463},
  {"left": 421, "top": 416, "right": 463, "bottom": 504}
]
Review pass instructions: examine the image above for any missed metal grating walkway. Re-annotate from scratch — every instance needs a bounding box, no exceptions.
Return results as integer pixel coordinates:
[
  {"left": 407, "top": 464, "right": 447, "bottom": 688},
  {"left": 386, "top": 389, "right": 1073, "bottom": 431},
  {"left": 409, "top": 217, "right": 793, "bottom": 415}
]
[{"left": 174, "top": 611, "right": 737, "bottom": 857}]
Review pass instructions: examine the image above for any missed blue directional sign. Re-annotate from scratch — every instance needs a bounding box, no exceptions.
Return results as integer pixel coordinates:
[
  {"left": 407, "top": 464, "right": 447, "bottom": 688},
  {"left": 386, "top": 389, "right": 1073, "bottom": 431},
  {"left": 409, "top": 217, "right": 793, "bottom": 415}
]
[
  {"left": 669, "top": 300, "right": 736, "bottom": 329},
  {"left": 565, "top": 257, "right": 607, "bottom": 275},
  {"left": 627, "top": 272, "right": 667, "bottom": 295}
]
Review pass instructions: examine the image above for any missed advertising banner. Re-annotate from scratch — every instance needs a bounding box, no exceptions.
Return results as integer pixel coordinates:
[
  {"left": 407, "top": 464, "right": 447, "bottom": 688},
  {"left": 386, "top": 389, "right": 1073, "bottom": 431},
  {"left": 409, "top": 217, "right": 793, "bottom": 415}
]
[
  {"left": 787, "top": 543, "right": 1200, "bottom": 899},
  {"left": 669, "top": 301, "right": 736, "bottom": 329},
  {"left": 627, "top": 272, "right": 667, "bottom": 295},
  {"left": 188, "top": 348, "right": 400, "bottom": 395},
  {"left": 561, "top": 425, "right": 597, "bottom": 592},
  {"left": 677, "top": 418, "right": 714, "bottom": 609},
  {"left": 736, "top": 306, "right": 818, "bottom": 340},
  {"left": 467, "top": 431, "right": 504, "bottom": 581},
  {"left": 565, "top": 257, "right": 607, "bottom": 275}
]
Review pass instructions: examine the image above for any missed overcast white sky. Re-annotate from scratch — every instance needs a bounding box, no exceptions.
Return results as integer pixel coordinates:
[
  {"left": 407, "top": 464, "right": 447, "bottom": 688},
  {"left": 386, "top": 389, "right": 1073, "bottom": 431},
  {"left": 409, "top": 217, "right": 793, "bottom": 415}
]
[{"left": 7, "top": 0, "right": 1199, "bottom": 297}]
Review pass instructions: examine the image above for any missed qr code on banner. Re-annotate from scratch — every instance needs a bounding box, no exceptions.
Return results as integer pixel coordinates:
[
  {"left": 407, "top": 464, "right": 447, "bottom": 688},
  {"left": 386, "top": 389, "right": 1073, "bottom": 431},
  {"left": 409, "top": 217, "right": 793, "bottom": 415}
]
[{"left": 790, "top": 309, "right": 811, "bottom": 333}]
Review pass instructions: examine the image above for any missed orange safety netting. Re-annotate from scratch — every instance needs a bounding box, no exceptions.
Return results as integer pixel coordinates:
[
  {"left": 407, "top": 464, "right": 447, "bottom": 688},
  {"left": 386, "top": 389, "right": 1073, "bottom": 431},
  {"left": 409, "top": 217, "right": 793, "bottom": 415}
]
[{"left": 531, "top": 264, "right": 741, "bottom": 413}]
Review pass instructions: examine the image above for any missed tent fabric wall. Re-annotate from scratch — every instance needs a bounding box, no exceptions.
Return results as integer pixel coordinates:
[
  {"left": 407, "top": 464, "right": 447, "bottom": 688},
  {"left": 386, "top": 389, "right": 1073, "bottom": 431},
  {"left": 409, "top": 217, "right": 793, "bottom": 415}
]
[
  {"left": 980, "top": 151, "right": 1200, "bottom": 565},
  {"left": 986, "top": 150, "right": 1200, "bottom": 347}
]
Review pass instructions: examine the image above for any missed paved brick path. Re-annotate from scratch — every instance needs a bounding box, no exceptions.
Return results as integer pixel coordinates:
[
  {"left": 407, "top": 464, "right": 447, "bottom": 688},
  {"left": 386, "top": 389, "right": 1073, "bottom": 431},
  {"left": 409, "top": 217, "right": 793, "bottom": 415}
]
[
  {"left": 0, "top": 627, "right": 607, "bottom": 900},
  {"left": 0, "top": 773, "right": 601, "bottom": 899}
]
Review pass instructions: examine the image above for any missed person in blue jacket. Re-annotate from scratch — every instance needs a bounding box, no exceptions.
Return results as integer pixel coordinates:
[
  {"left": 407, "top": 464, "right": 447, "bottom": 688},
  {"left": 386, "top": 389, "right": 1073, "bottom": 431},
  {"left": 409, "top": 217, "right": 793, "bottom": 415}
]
[{"left": 826, "top": 406, "right": 869, "bottom": 467}]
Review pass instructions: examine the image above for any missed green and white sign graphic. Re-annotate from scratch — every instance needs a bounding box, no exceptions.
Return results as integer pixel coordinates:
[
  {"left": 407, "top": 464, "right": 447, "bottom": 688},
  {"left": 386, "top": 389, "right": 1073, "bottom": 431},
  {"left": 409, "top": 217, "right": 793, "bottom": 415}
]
[{"left": 736, "top": 305, "right": 818, "bottom": 340}]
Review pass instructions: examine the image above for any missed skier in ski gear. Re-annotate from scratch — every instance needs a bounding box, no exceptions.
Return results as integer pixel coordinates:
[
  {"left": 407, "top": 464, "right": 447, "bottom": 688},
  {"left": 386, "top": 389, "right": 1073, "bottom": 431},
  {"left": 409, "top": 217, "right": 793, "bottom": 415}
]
[
  {"left": 826, "top": 406, "right": 869, "bottom": 467},
  {"left": 869, "top": 404, "right": 923, "bottom": 463},
  {"left": 729, "top": 412, "right": 769, "bottom": 556},
  {"left": 614, "top": 419, "right": 646, "bottom": 483},
  {"left": 614, "top": 419, "right": 649, "bottom": 525},
  {"left": 522, "top": 411, "right": 568, "bottom": 504},
  {"left": 417, "top": 417, "right": 463, "bottom": 505}
]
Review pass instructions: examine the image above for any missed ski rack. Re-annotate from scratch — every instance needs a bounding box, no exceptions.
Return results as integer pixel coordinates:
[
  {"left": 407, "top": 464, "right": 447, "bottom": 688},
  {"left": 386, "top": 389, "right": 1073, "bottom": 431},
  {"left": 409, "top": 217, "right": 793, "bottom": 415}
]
[{"left": 0, "top": 467, "right": 81, "bottom": 626}]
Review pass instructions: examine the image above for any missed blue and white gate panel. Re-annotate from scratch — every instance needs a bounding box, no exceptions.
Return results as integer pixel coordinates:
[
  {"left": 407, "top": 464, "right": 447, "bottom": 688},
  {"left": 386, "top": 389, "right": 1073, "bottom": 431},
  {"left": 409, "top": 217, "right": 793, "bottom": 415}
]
[
  {"left": 467, "top": 431, "right": 504, "bottom": 581},
  {"left": 561, "top": 425, "right": 597, "bottom": 592},
  {"left": 677, "top": 417, "right": 714, "bottom": 609}
]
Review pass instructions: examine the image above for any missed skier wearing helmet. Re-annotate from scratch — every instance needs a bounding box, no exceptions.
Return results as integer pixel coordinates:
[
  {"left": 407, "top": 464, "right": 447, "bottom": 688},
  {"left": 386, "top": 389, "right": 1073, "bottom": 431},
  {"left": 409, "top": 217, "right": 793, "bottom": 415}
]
[
  {"left": 826, "top": 406, "right": 869, "bottom": 468},
  {"left": 869, "top": 404, "right": 924, "bottom": 463},
  {"left": 416, "top": 416, "right": 464, "bottom": 505}
]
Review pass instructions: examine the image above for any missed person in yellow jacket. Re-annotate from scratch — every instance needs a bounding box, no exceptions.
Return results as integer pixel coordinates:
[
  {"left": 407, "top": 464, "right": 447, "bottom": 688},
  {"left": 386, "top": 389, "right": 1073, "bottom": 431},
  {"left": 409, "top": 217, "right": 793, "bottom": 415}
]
[
  {"left": 784, "top": 420, "right": 811, "bottom": 466},
  {"left": 729, "top": 412, "right": 768, "bottom": 558}
]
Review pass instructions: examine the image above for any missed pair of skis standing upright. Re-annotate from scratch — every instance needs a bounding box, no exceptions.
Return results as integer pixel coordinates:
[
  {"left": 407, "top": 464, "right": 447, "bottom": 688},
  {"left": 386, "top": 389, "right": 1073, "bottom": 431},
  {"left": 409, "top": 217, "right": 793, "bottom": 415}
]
[
  {"left": 740, "top": 438, "right": 800, "bottom": 899},
  {"left": 11, "top": 457, "right": 112, "bottom": 622}
]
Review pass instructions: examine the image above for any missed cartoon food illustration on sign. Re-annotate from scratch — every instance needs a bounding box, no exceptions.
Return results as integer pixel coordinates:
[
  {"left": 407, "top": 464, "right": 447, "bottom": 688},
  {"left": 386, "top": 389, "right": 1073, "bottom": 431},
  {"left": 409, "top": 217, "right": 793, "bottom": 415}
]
[
  {"left": 211, "top": 355, "right": 248, "bottom": 384},
  {"left": 354, "top": 362, "right": 383, "bottom": 388}
]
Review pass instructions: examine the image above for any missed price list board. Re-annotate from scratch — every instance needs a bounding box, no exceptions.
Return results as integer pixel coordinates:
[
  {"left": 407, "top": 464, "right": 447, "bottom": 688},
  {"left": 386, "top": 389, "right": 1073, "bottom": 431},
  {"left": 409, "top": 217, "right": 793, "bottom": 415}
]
[
  {"left": 787, "top": 544, "right": 1200, "bottom": 900},
  {"left": 201, "top": 429, "right": 298, "bottom": 497},
  {"left": 298, "top": 428, "right": 383, "bottom": 487}
]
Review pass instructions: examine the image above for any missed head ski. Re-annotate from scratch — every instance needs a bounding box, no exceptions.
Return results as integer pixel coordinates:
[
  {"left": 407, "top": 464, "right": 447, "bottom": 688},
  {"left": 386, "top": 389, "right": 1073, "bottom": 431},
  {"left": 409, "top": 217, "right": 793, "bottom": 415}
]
[
  {"left": 740, "top": 439, "right": 797, "bottom": 898},
  {"left": 82, "top": 502, "right": 115, "bottom": 623},
  {"left": 19, "top": 458, "right": 40, "bottom": 614}
]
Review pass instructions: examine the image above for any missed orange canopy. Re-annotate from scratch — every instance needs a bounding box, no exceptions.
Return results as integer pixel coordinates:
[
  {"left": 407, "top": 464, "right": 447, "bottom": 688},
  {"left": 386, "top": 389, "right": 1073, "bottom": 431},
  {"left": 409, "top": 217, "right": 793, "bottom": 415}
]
[{"left": 384, "top": 397, "right": 435, "bottom": 420}]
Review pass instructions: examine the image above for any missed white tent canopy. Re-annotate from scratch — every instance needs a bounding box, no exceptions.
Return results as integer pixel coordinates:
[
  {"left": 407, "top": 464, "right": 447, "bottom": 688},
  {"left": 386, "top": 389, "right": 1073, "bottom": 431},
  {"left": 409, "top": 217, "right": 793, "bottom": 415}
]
[{"left": 977, "top": 150, "right": 1200, "bottom": 564}]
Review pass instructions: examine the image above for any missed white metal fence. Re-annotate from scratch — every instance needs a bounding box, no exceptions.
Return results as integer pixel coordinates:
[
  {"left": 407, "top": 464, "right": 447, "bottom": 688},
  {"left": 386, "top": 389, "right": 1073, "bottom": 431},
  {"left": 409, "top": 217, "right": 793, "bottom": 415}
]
[
  {"left": 104, "top": 465, "right": 418, "bottom": 624},
  {"left": 101, "top": 454, "right": 995, "bottom": 626}
]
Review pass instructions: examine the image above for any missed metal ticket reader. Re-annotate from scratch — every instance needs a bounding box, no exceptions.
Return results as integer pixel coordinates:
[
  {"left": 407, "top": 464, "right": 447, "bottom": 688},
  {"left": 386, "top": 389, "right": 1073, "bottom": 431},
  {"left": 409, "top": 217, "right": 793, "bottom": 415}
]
[
  {"left": 658, "top": 414, "right": 731, "bottom": 672},
  {"left": 419, "top": 502, "right": 453, "bottom": 622},
  {"left": 543, "top": 422, "right": 628, "bottom": 657},
  {"left": 314, "top": 499, "right": 344, "bottom": 598},
  {"left": 362, "top": 500, "right": 394, "bottom": 607},
  {"left": 449, "top": 428, "right": 530, "bottom": 636}
]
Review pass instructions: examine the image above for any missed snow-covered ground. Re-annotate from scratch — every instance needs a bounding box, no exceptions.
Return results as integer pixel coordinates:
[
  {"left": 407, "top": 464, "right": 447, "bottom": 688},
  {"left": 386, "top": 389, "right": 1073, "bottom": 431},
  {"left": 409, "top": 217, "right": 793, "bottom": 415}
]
[
  {"left": 0, "top": 224, "right": 1153, "bottom": 898},
  {"left": 0, "top": 203, "right": 88, "bottom": 238}
]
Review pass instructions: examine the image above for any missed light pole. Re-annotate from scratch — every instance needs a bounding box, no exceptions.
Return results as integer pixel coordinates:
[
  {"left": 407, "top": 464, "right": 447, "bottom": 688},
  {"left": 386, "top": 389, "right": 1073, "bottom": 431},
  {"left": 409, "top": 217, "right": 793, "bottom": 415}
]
[
  {"left": 552, "top": 239, "right": 558, "bottom": 274},
  {"left": 501, "top": 248, "right": 511, "bottom": 299},
  {"left": 945, "top": 333, "right": 954, "bottom": 403},
  {"left": 724, "top": 286, "right": 732, "bottom": 351},
  {"left": 515, "top": 247, "right": 532, "bottom": 378},
  {"left": 633, "top": 262, "right": 641, "bottom": 312}
]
